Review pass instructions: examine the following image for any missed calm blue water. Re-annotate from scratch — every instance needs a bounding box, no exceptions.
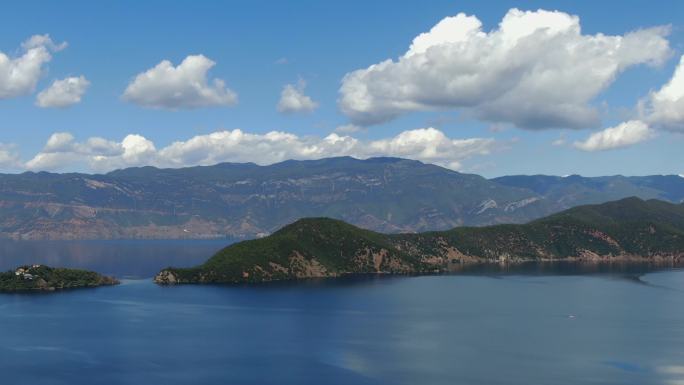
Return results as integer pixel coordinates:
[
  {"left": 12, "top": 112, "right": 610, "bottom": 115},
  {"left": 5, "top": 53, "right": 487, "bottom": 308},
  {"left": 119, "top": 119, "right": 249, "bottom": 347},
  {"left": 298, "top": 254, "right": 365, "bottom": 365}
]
[
  {"left": 0, "top": 239, "right": 231, "bottom": 277},
  {"left": 1, "top": 240, "right": 684, "bottom": 385}
]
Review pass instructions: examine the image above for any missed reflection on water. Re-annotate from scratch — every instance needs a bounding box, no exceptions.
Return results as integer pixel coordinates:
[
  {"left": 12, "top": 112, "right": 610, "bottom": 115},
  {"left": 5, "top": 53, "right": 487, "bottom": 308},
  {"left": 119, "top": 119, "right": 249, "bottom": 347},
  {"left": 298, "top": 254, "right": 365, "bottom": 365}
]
[
  {"left": 0, "top": 239, "right": 683, "bottom": 385},
  {"left": 1, "top": 271, "right": 684, "bottom": 385},
  {"left": 0, "top": 239, "right": 680, "bottom": 280},
  {"left": 659, "top": 365, "right": 684, "bottom": 385},
  {"left": 0, "top": 238, "right": 679, "bottom": 281},
  {"left": 0, "top": 239, "right": 233, "bottom": 278},
  {"left": 450, "top": 260, "right": 679, "bottom": 276}
]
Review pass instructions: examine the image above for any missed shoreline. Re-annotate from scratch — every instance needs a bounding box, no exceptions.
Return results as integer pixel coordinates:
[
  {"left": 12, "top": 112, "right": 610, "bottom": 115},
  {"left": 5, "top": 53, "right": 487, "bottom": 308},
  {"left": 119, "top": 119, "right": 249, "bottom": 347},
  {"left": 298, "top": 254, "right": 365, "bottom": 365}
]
[
  {"left": 0, "top": 265, "right": 120, "bottom": 294},
  {"left": 155, "top": 257, "right": 684, "bottom": 286}
]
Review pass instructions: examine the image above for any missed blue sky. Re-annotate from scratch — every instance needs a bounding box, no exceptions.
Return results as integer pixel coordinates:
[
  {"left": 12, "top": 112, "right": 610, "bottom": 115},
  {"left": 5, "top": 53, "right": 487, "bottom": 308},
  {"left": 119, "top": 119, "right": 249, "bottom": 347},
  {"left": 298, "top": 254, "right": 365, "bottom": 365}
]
[{"left": 1, "top": 0, "right": 683, "bottom": 177}]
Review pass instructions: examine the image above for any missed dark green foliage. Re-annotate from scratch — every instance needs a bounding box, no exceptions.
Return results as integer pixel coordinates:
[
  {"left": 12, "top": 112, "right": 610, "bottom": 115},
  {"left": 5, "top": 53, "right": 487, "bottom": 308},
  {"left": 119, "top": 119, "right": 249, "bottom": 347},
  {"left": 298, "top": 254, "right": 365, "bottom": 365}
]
[
  {"left": 0, "top": 265, "right": 119, "bottom": 292},
  {"left": 171, "top": 218, "right": 423, "bottom": 283},
  {"left": 159, "top": 197, "right": 684, "bottom": 284}
]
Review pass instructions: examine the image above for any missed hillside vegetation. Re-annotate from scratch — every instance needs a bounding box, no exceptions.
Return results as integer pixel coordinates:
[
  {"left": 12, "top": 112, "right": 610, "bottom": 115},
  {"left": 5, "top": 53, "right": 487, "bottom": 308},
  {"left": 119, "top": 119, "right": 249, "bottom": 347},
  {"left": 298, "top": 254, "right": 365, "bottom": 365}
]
[
  {"left": 156, "top": 197, "right": 684, "bottom": 284},
  {"left": 0, "top": 265, "right": 119, "bottom": 292}
]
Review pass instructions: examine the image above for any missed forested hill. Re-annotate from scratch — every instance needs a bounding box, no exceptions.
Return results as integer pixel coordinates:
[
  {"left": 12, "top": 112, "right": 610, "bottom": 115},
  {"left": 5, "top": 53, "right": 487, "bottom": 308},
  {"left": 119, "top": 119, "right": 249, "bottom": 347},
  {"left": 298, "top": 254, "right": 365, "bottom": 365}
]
[{"left": 155, "top": 197, "right": 684, "bottom": 284}]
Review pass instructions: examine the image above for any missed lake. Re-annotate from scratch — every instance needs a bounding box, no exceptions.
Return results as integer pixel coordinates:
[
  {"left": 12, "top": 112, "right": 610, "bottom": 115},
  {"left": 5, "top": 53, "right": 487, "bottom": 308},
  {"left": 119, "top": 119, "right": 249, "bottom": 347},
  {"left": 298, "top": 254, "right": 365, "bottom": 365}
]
[{"left": 1, "top": 240, "right": 684, "bottom": 385}]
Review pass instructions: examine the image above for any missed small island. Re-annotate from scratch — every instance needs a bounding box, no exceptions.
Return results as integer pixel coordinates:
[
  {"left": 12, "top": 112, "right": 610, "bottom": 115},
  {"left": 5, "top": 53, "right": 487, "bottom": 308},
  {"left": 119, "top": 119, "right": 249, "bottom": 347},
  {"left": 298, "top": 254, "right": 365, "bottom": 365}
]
[
  {"left": 0, "top": 265, "right": 119, "bottom": 293},
  {"left": 156, "top": 197, "right": 684, "bottom": 285}
]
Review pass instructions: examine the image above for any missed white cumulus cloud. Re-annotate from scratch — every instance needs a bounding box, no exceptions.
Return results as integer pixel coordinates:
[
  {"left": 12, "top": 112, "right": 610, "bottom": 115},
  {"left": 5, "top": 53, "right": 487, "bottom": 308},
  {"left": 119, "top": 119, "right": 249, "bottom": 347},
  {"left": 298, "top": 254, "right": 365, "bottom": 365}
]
[
  {"left": 587, "top": 53, "right": 684, "bottom": 147},
  {"left": 574, "top": 120, "right": 654, "bottom": 151},
  {"left": 0, "top": 34, "right": 66, "bottom": 99},
  {"left": 22, "top": 128, "right": 496, "bottom": 172},
  {"left": 639, "top": 54, "right": 684, "bottom": 131},
  {"left": 0, "top": 144, "right": 22, "bottom": 170},
  {"left": 25, "top": 132, "right": 126, "bottom": 171},
  {"left": 36, "top": 75, "right": 90, "bottom": 108},
  {"left": 364, "top": 128, "right": 494, "bottom": 170},
  {"left": 339, "top": 8, "right": 671, "bottom": 129},
  {"left": 122, "top": 55, "right": 237, "bottom": 109},
  {"left": 157, "top": 127, "right": 494, "bottom": 170},
  {"left": 277, "top": 80, "right": 318, "bottom": 114}
]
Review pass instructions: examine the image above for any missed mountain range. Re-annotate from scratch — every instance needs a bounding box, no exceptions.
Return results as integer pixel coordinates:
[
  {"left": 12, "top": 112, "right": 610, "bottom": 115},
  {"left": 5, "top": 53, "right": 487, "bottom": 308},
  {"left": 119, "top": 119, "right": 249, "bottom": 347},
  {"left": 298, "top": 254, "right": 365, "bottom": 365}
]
[
  {"left": 1, "top": 156, "right": 683, "bottom": 240},
  {"left": 154, "top": 197, "right": 684, "bottom": 284}
]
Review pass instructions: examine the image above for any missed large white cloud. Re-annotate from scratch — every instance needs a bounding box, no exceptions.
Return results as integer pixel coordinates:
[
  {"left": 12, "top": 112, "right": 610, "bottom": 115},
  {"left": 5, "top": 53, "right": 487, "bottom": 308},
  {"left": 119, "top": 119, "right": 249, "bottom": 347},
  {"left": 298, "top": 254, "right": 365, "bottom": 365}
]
[
  {"left": 25, "top": 132, "right": 127, "bottom": 171},
  {"left": 363, "top": 128, "right": 494, "bottom": 169},
  {"left": 0, "top": 34, "right": 66, "bottom": 99},
  {"left": 639, "top": 54, "right": 684, "bottom": 131},
  {"left": 157, "top": 127, "right": 494, "bottom": 170},
  {"left": 575, "top": 52, "right": 684, "bottom": 150},
  {"left": 22, "top": 128, "right": 496, "bottom": 172},
  {"left": 277, "top": 80, "right": 318, "bottom": 114},
  {"left": 573, "top": 120, "right": 654, "bottom": 151},
  {"left": 339, "top": 8, "right": 671, "bottom": 129},
  {"left": 36, "top": 75, "right": 90, "bottom": 108},
  {"left": 122, "top": 55, "right": 238, "bottom": 109}
]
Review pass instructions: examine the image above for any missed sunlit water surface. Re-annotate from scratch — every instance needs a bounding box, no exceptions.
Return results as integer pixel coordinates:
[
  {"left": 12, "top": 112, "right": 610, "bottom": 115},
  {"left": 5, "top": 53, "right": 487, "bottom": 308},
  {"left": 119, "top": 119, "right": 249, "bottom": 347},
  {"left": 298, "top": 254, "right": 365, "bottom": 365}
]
[{"left": 0, "top": 240, "right": 683, "bottom": 385}]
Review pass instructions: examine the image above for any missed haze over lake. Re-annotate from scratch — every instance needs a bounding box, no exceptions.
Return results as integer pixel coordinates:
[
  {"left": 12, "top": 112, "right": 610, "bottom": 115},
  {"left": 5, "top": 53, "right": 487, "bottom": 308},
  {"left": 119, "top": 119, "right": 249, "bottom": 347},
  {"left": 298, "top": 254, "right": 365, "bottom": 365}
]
[
  {"left": 0, "top": 239, "right": 231, "bottom": 278},
  {"left": 1, "top": 241, "right": 683, "bottom": 385}
]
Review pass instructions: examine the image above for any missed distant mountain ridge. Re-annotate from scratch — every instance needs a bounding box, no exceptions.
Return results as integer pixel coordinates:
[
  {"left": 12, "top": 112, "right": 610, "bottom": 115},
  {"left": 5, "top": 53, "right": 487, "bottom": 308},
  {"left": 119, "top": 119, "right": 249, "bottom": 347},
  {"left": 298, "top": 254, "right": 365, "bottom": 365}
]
[
  {"left": 493, "top": 174, "right": 684, "bottom": 208},
  {"left": 0, "top": 157, "right": 682, "bottom": 240},
  {"left": 155, "top": 197, "right": 684, "bottom": 284}
]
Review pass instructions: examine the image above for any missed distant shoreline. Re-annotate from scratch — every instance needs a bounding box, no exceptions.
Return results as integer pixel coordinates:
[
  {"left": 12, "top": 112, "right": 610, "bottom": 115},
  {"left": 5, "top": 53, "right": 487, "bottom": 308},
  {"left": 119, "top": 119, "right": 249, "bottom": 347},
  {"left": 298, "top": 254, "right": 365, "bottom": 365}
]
[
  {"left": 0, "top": 265, "right": 120, "bottom": 294},
  {"left": 155, "top": 257, "right": 684, "bottom": 286}
]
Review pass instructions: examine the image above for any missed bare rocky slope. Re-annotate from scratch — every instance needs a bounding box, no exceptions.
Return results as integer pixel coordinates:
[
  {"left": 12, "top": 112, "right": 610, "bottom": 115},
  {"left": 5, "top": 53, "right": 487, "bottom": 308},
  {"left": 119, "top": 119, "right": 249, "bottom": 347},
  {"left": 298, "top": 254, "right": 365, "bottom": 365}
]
[{"left": 1, "top": 157, "right": 683, "bottom": 240}]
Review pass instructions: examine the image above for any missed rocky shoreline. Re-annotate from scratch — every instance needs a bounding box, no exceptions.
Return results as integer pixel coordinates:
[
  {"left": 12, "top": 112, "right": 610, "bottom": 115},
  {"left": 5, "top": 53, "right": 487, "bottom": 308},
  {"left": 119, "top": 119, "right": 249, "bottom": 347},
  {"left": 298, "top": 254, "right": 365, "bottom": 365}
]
[
  {"left": 154, "top": 254, "right": 684, "bottom": 285},
  {"left": 152, "top": 198, "right": 684, "bottom": 286}
]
